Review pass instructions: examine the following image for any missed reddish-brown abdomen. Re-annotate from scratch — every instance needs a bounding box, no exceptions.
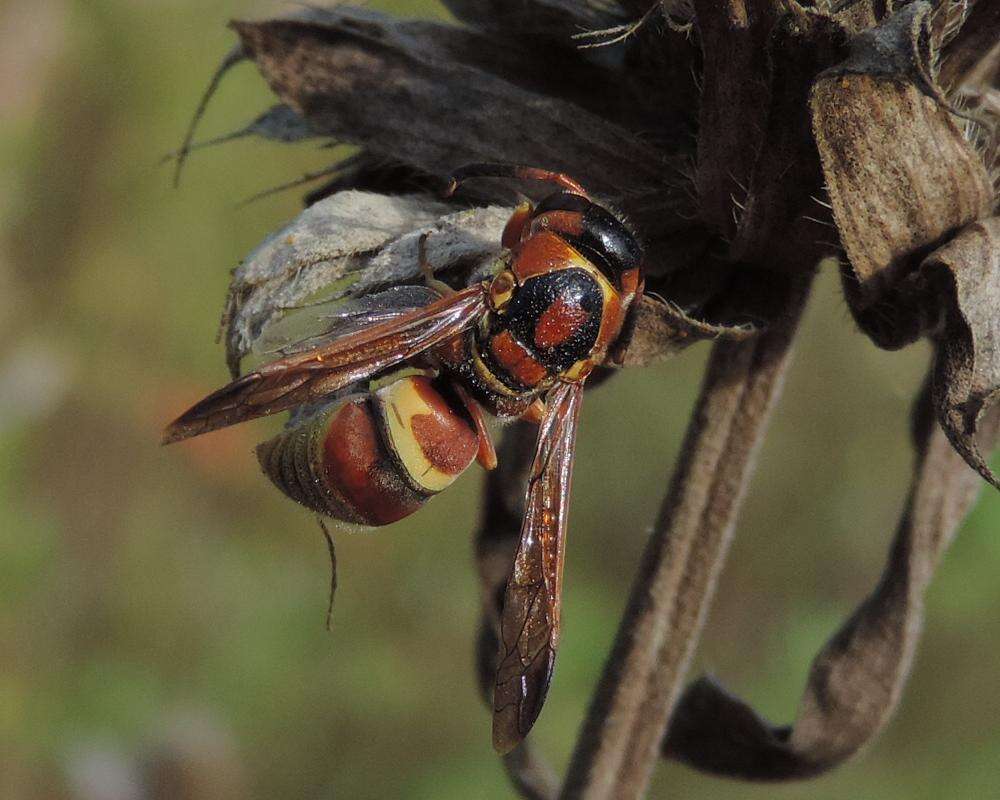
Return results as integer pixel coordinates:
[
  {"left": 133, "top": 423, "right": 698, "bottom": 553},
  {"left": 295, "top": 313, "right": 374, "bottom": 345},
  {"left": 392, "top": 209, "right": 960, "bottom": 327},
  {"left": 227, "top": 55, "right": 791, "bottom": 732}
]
[
  {"left": 323, "top": 399, "right": 426, "bottom": 525},
  {"left": 256, "top": 377, "right": 481, "bottom": 527},
  {"left": 374, "top": 376, "right": 480, "bottom": 493}
]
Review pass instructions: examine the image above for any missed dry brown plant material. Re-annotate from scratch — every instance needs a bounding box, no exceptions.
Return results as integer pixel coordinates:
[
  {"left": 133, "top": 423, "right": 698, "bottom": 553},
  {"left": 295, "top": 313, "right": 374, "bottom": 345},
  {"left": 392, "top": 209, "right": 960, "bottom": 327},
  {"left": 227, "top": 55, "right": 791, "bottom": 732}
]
[{"left": 173, "top": 0, "right": 999, "bottom": 797}]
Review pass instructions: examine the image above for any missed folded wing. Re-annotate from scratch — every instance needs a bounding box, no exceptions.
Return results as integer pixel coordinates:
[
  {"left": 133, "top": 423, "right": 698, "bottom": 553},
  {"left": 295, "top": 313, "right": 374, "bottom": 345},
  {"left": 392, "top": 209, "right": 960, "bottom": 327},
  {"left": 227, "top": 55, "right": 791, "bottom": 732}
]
[
  {"left": 492, "top": 379, "right": 584, "bottom": 754},
  {"left": 163, "top": 285, "right": 487, "bottom": 444}
]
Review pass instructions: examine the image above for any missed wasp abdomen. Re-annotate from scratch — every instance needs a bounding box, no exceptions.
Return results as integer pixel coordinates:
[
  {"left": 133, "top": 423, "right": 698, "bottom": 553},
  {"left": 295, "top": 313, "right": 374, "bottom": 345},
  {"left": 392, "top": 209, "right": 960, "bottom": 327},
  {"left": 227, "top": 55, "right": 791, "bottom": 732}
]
[
  {"left": 374, "top": 376, "right": 480, "bottom": 493},
  {"left": 256, "top": 376, "right": 479, "bottom": 526}
]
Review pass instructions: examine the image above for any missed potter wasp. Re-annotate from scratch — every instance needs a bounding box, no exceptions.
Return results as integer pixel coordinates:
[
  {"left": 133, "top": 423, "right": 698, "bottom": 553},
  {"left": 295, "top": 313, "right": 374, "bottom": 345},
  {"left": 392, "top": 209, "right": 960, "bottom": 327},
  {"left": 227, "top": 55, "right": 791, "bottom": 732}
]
[{"left": 163, "top": 164, "right": 644, "bottom": 752}]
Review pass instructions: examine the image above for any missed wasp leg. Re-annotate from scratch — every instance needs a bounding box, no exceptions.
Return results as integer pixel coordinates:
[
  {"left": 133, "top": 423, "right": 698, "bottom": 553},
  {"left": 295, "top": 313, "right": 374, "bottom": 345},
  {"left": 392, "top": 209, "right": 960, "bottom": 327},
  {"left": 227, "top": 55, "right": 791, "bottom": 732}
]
[
  {"left": 520, "top": 398, "right": 547, "bottom": 426},
  {"left": 417, "top": 232, "right": 455, "bottom": 297},
  {"left": 454, "top": 383, "right": 498, "bottom": 471},
  {"left": 316, "top": 517, "right": 338, "bottom": 632},
  {"left": 445, "top": 163, "right": 590, "bottom": 198}
]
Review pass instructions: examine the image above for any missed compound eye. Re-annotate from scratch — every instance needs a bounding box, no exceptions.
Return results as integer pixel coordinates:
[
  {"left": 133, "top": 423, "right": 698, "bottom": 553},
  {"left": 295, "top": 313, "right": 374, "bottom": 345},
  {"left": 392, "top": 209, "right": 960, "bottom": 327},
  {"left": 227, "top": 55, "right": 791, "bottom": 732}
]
[{"left": 489, "top": 270, "right": 516, "bottom": 310}]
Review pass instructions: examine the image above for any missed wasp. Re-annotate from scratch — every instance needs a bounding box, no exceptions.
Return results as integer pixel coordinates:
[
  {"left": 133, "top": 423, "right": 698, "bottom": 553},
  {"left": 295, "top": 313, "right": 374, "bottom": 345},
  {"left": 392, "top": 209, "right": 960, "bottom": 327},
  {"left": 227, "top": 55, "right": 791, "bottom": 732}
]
[{"left": 163, "top": 164, "right": 644, "bottom": 753}]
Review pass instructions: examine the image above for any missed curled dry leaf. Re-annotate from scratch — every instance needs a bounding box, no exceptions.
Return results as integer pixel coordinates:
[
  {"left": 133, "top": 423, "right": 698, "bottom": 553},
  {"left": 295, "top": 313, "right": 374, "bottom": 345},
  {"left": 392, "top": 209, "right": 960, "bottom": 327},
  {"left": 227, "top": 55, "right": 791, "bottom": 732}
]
[
  {"left": 662, "top": 373, "right": 1000, "bottom": 779},
  {"left": 728, "top": 8, "right": 847, "bottom": 271},
  {"left": 224, "top": 192, "right": 486, "bottom": 374},
  {"left": 691, "top": 3, "right": 847, "bottom": 272},
  {"left": 229, "top": 10, "right": 666, "bottom": 202},
  {"left": 925, "top": 217, "right": 1000, "bottom": 489},
  {"left": 693, "top": 0, "right": 781, "bottom": 238},
  {"left": 810, "top": 1, "right": 994, "bottom": 349}
]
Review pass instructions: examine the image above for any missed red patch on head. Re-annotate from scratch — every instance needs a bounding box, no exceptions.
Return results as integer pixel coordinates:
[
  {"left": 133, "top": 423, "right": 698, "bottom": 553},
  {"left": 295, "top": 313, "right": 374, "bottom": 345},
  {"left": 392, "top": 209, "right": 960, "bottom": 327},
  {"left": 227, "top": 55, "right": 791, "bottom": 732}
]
[
  {"left": 489, "top": 330, "right": 549, "bottom": 387},
  {"left": 534, "top": 297, "right": 589, "bottom": 349}
]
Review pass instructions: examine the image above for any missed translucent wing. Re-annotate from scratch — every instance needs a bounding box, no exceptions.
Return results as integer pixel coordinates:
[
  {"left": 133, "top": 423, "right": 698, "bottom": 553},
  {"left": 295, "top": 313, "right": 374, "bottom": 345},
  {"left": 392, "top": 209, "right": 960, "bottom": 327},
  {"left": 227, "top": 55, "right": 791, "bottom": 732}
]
[
  {"left": 256, "top": 285, "right": 440, "bottom": 358},
  {"left": 492, "top": 380, "right": 584, "bottom": 754},
  {"left": 163, "top": 284, "right": 487, "bottom": 444}
]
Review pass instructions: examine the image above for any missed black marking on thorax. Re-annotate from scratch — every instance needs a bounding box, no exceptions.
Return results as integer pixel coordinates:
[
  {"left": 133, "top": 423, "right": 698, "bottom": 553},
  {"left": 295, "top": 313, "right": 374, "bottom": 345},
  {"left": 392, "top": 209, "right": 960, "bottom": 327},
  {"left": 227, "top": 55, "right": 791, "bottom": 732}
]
[{"left": 494, "top": 267, "right": 603, "bottom": 372}]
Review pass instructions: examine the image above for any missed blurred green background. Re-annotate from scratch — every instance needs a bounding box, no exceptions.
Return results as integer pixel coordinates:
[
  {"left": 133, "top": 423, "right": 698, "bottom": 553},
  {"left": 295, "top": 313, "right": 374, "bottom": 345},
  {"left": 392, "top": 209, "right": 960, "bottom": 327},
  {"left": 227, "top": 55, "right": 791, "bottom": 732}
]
[{"left": 2, "top": 1, "right": 998, "bottom": 798}]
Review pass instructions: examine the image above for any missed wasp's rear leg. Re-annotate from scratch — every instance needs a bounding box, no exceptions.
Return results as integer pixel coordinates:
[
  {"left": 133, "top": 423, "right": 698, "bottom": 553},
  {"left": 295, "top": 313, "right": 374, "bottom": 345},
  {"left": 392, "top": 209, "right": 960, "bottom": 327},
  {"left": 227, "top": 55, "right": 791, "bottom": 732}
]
[
  {"left": 520, "top": 398, "right": 546, "bottom": 426},
  {"left": 455, "top": 383, "right": 498, "bottom": 471},
  {"left": 418, "top": 232, "right": 456, "bottom": 298}
]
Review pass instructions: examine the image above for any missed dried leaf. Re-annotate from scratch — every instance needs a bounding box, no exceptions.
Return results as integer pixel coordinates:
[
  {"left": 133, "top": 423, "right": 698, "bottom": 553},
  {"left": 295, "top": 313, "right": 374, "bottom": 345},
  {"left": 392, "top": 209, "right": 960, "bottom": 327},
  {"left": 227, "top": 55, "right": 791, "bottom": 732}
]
[
  {"left": 662, "top": 370, "right": 999, "bottom": 778},
  {"left": 810, "top": 2, "right": 994, "bottom": 348},
  {"left": 821, "top": 2, "right": 941, "bottom": 97},
  {"left": 616, "top": 295, "right": 756, "bottom": 367},
  {"left": 924, "top": 217, "right": 1000, "bottom": 488},
  {"left": 821, "top": 0, "right": 887, "bottom": 34},
  {"left": 165, "top": 104, "right": 318, "bottom": 177},
  {"left": 618, "top": 7, "right": 702, "bottom": 156},
  {"left": 230, "top": 10, "right": 666, "bottom": 202},
  {"left": 223, "top": 192, "right": 458, "bottom": 374}
]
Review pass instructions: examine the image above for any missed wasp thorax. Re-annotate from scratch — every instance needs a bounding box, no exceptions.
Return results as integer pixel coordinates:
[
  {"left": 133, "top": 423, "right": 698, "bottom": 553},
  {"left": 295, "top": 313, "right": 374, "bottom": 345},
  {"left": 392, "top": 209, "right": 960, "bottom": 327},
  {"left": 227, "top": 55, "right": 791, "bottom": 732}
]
[{"left": 255, "top": 376, "right": 479, "bottom": 527}]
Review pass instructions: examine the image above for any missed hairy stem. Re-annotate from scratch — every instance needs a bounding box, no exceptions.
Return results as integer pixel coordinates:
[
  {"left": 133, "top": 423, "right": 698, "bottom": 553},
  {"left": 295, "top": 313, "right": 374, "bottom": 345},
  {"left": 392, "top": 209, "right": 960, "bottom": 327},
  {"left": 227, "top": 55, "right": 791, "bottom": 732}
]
[{"left": 561, "top": 276, "right": 813, "bottom": 799}]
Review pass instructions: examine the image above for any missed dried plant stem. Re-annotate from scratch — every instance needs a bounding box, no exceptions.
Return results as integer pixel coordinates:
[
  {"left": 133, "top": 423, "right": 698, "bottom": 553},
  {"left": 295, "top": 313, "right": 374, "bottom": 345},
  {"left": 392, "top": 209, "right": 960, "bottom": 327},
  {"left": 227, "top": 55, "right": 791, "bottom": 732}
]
[
  {"left": 561, "top": 277, "right": 813, "bottom": 800},
  {"left": 504, "top": 743, "right": 560, "bottom": 800}
]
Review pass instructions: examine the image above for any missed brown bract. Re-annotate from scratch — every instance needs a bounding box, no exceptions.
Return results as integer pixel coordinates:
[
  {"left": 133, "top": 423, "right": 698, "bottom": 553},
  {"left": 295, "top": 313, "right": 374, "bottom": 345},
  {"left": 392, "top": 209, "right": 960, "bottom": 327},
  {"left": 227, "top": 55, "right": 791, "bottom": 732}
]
[
  {"left": 172, "top": 0, "right": 999, "bottom": 797},
  {"left": 810, "top": 3, "right": 995, "bottom": 350}
]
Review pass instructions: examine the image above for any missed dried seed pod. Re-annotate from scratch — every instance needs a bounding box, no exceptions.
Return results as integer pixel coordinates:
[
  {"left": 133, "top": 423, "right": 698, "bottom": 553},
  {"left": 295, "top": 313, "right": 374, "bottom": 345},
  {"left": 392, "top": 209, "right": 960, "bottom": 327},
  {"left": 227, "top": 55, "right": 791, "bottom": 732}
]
[{"left": 256, "top": 376, "right": 480, "bottom": 525}]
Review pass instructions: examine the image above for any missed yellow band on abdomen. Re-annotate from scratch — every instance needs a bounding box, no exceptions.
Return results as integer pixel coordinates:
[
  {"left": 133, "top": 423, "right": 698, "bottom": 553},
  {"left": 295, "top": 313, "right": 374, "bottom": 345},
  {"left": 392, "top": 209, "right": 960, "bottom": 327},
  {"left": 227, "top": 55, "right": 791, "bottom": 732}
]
[{"left": 374, "top": 376, "right": 479, "bottom": 494}]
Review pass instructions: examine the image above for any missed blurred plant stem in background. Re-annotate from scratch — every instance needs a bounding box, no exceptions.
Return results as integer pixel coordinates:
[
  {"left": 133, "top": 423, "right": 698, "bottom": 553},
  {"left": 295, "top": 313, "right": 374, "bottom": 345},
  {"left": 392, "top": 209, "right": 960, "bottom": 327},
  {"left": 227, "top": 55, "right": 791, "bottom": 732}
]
[{"left": 0, "top": 1, "right": 997, "bottom": 799}]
